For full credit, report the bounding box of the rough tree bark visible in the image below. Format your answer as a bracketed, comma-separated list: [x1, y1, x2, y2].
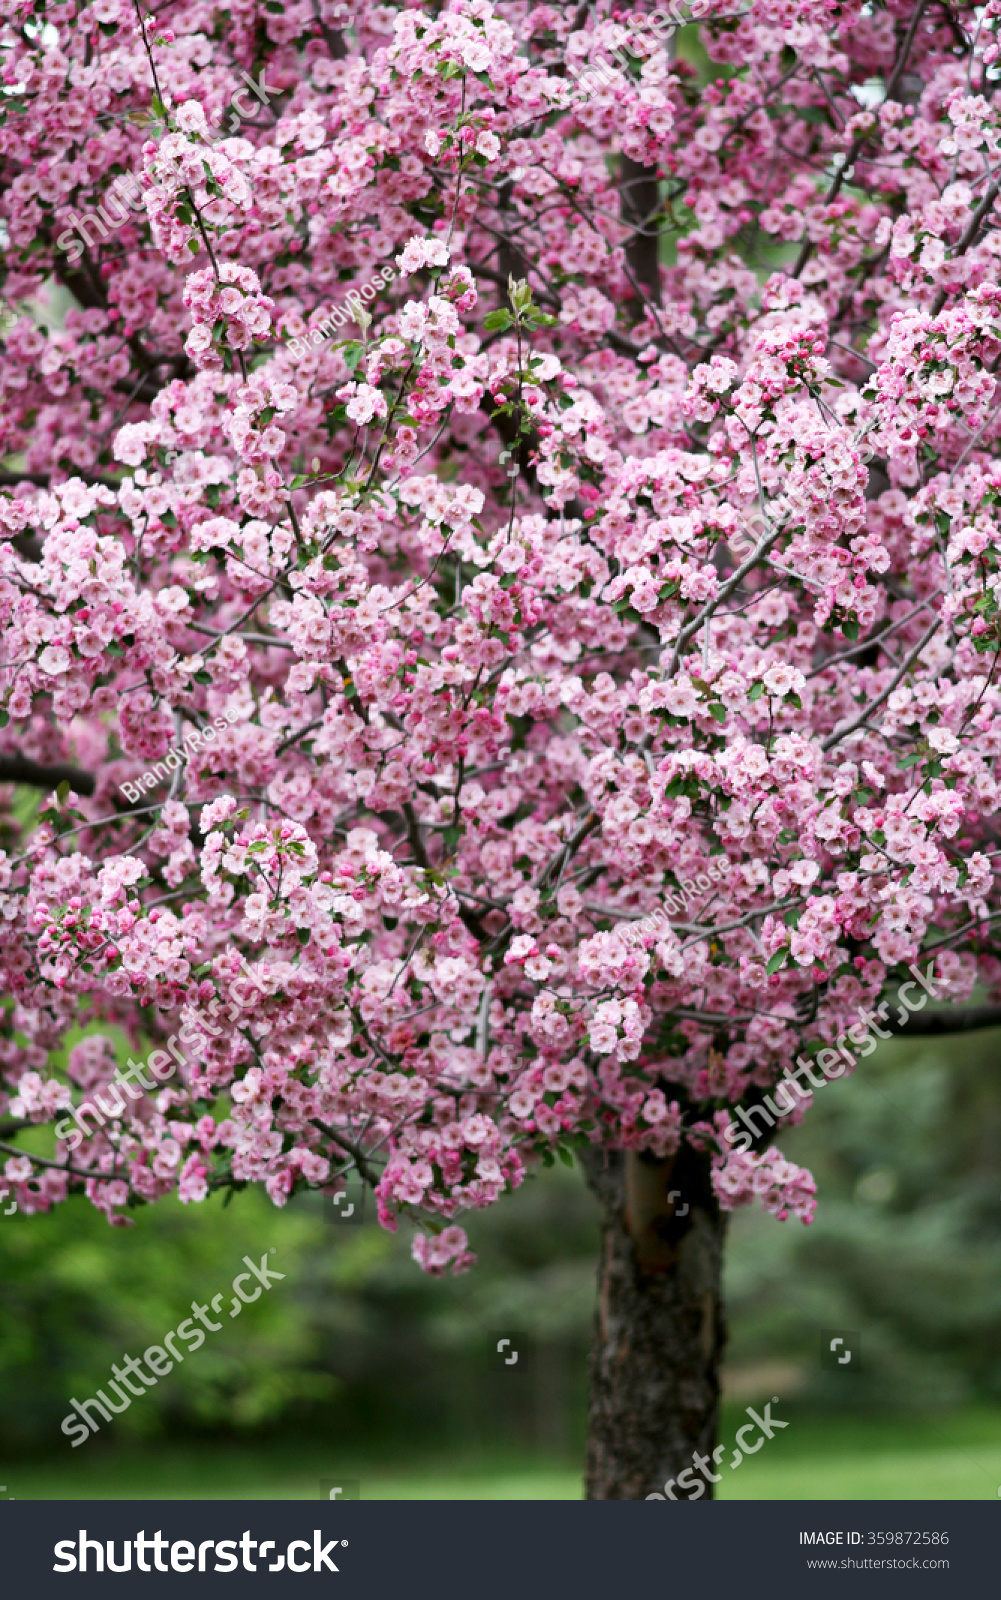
[619, 154, 662, 308]
[580, 1142, 727, 1500]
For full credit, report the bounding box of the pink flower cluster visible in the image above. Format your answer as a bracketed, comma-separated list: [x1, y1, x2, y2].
[182, 264, 275, 369]
[712, 1144, 818, 1224]
[410, 1225, 476, 1276]
[1, 0, 999, 1272]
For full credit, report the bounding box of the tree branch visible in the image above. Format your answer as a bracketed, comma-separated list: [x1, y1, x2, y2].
[0, 1137, 105, 1183]
[619, 154, 662, 307]
[930, 179, 1000, 315]
[821, 617, 942, 751]
[309, 1118, 380, 1186]
[898, 1004, 1001, 1035]
[794, 0, 931, 278]
[0, 756, 96, 796]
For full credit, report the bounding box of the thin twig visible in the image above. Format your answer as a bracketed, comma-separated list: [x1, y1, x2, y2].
[821, 618, 942, 750]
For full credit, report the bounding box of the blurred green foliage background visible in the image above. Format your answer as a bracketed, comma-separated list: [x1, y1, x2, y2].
[2, 1024, 1000, 1497]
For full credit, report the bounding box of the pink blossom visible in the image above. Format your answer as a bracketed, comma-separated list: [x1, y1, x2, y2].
[0, 1, 990, 1267]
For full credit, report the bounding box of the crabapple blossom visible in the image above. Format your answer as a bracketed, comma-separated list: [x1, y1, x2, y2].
[0, 0, 998, 1322]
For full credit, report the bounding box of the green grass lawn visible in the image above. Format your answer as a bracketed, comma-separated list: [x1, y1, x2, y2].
[3, 1410, 999, 1499]
[717, 1407, 1001, 1501]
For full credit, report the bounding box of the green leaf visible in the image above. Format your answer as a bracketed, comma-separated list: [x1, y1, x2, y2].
[193, 669, 213, 685]
[766, 950, 788, 974]
[498, 572, 519, 589]
[896, 752, 923, 769]
[296, 927, 311, 945]
[557, 1145, 574, 1167]
[342, 342, 365, 372]
[56, 780, 70, 804]
[0, 710, 8, 729]
[482, 309, 513, 332]
[509, 279, 533, 314]
[842, 618, 860, 641]
[708, 702, 727, 723]
[665, 777, 693, 799]
[748, 679, 765, 701]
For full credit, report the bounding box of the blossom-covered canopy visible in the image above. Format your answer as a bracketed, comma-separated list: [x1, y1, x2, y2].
[1, 0, 997, 1265]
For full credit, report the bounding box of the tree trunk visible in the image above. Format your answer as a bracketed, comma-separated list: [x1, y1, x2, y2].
[619, 154, 662, 307]
[580, 1143, 727, 1500]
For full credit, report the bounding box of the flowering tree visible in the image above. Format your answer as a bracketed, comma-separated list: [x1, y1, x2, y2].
[2, 0, 1001, 1499]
